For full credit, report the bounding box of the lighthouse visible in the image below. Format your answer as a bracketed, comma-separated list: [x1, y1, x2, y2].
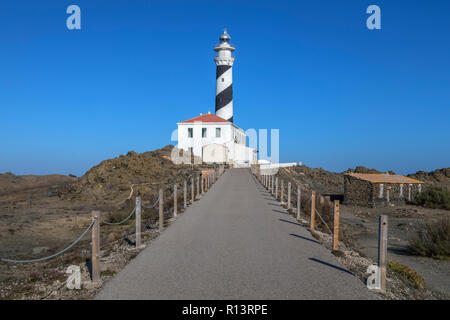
[214, 29, 235, 123]
[176, 29, 257, 166]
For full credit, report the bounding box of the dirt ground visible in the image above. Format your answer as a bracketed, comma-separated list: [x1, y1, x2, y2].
[339, 204, 450, 297]
[0, 146, 208, 299]
[0, 174, 172, 299]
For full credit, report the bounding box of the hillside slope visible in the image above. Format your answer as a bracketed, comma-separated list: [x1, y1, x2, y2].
[0, 173, 76, 196]
[63, 145, 200, 207]
[408, 168, 450, 190]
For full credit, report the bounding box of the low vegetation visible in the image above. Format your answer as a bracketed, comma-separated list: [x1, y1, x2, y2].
[408, 217, 450, 260]
[388, 261, 425, 289]
[413, 187, 450, 210]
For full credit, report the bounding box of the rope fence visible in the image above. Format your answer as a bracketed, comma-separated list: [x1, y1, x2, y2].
[0, 219, 96, 263]
[253, 168, 341, 252]
[103, 207, 136, 225]
[0, 165, 225, 283]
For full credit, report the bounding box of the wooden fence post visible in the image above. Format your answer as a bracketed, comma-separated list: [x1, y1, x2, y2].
[275, 177, 279, 199]
[136, 196, 141, 247]
[310, 191, 316, 233]
[173, 184, 177, 218]
[159, 188, 164, 231]
[288, 182, 291, 210]
[91, 210, 100, 282]
[281, 180, 284, 204]
[184, 180, 187, 209]
[272, 176, 274, 195]
[191, 177, 194, 204]
[197, 176, 200, 198]
[378, 215, 388, 291]
[201, 176, 204, 194]
[297, 186, 301, 220]
[332, 200, 340, 252]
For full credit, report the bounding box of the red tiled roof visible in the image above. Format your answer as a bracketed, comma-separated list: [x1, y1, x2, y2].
[180, 114, 230, 123]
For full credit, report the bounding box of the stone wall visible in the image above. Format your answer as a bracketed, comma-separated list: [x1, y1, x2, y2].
[344, 174, 423, 208]
[344, 175, 373, 207]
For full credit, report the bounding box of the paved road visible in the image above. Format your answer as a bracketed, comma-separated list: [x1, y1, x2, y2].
[96, 169, 376, 300]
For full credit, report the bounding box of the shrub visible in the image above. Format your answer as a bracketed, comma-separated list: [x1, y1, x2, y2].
[387, 261, 425, 289]
[408, 217, 450, 260]
[414, 187, 450, 210]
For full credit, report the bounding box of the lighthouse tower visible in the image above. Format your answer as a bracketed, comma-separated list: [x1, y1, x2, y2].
[214, 29, 235, 123]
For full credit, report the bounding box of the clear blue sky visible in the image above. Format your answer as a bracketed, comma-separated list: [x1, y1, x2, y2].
[1, 0, 449, 176]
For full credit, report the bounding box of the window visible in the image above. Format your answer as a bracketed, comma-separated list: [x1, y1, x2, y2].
[216, 128, 221, 138]
[188, 128, 193, 138]
[188, 147, 193, 153]
[379, 184, 384, 198]
[221, 78, 224, 82]
[202, 128, 207, 138]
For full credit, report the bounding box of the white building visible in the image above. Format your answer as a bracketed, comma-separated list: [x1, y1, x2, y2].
[177, 112, 257, 167]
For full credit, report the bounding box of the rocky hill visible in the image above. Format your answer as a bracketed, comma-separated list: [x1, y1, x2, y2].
[0, 172, 76, 196]
[408, 168, 450, 190]
[63, 145, 201, 207]
[280, 166, 344, 194]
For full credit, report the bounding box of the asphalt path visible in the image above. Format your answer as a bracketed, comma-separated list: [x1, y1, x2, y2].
[96, 169, 376, 300]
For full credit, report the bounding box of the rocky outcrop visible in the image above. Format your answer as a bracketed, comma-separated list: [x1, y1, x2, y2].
[408, 168, 450, 190]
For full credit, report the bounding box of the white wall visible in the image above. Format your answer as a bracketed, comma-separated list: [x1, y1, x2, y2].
[178, 122, 232, 158]
[177, 121, 246, 158]
[226, 142, 257, 166]
[203, 144, 228, 164]
[260, 162, 298, 169]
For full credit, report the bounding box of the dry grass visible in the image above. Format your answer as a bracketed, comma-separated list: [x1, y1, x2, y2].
[388, 261, 425, 289]
[408, 217, 450, 260]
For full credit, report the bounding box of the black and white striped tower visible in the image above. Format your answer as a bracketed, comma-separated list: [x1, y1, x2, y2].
[214, 29, 235, 122]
